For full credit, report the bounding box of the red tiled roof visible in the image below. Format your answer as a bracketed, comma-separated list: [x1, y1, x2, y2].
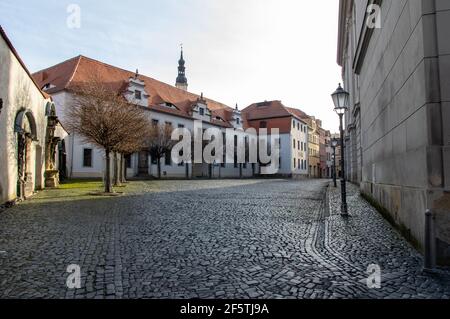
[212, 108, 233, 122]
[32, 55, 235, 123]
[242, 101, 308, 123]
[285, 107, 310, 121]
[0, 25, 51, 100]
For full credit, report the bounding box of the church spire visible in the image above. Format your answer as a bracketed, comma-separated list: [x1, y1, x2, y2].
[176, 44, 188, 91]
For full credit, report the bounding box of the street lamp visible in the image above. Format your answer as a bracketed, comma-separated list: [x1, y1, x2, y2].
[331, 138, 338, 188]
[331, 83, 349, 216]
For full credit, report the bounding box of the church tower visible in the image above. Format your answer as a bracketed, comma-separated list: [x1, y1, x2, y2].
[175, 46, 188, 91]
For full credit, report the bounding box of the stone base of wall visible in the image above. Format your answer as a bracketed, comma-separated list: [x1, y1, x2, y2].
[433, 192, 450, 265]
[360, 182, 425, 251]
[361, 182, 450, 266]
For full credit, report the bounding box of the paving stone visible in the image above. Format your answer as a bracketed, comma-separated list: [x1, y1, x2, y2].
[0, 179, 448, 299]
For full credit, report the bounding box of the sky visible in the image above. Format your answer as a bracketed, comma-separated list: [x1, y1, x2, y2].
[0, 0, 343, 132]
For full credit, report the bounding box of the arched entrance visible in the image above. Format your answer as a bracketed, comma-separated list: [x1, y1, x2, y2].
[14, 109, 38, 199]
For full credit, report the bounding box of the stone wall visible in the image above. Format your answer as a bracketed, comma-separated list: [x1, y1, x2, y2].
[339, 0, 450, 264]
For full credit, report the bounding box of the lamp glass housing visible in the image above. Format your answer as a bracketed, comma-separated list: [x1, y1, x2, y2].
[331, 139, 338, 148]
[331, 84, 350, 114]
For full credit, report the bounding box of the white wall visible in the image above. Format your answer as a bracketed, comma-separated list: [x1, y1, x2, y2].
[52, 91, 260, 179]
[0, 35, 50, 203]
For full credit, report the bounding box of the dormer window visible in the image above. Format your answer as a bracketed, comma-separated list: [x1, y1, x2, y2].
[236, 118, 240, 125]
[135, 90, 142, 100]
[199, 108, 205, 116]
[42, 83, 56, 91]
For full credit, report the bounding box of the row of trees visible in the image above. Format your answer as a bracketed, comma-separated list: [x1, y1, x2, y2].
[66, 77, 175, 193]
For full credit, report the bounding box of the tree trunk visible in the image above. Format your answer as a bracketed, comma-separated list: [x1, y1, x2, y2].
[105, 149, 112, 193]
[121, 154, 127, 183]
[113, 152, 121, 187]
[157, 157, 161, 179]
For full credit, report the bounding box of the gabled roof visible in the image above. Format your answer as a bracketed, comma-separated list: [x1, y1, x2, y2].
[0, 25, 51, 100]
[32, 55, 235, 123]
[285, 107, 310, 122]
[242, 100, 309, 123]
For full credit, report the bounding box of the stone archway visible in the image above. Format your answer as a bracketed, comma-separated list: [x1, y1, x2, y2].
[15, 109, 38, 199]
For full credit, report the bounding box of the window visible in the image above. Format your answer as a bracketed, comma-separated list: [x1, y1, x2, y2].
[152, 119, 159, 126]
[222, 133, 226, 167]
[178, 124, 185, 128]
[294, 158, 296, 168]
[293, 120, 296, 129]
[260, 121, 267, 128]
[178, 150, 184, 166]
[234, 135, 238, 168]
[199, 108, 205, 116]
[293, 139, 296, 149]
[298, 159, 301, 169]
[236, 118, 240, 125]
[135, 90, 142, 100]
[125, 154, 132, 169]
[297, 123, 300, 130]
[165, 151, 172, 166]
[83, 148, 92, 167]
[298, 141, 301, 150]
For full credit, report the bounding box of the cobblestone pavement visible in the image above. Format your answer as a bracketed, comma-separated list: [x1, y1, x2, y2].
[0, 179, 449, 299]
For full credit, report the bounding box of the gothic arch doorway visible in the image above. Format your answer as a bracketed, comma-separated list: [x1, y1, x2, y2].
[14, 109, 38, 199]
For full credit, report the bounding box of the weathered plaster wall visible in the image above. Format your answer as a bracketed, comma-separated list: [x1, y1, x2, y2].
[0, 35, 50, 203]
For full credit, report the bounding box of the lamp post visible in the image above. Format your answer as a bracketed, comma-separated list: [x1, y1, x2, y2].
[331, 138, 338, 188]
[331, 84, 349, 216]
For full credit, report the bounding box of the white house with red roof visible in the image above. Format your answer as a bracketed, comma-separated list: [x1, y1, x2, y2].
[32, 51, 256, 179]
[242, 101, 309, 178]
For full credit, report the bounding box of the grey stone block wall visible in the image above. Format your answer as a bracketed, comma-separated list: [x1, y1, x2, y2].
[339, 0, 450, 264]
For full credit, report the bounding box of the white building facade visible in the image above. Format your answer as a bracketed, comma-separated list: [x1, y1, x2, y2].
[0, 26, 66, 204]
[33, 54, 258, 180]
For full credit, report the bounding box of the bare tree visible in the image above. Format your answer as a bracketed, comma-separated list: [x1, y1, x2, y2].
[66, 76, 149, 193]
[146, 123, 176, 179]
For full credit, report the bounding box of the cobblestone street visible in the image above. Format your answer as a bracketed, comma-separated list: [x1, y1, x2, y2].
[0, 179, 449, 299]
